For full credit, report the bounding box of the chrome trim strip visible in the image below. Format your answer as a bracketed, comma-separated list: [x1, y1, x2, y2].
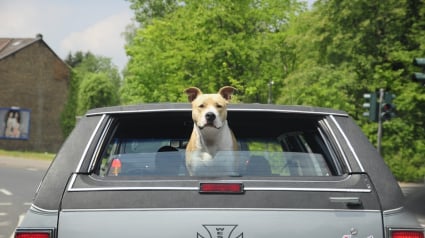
[230, 108, 348, 117]
[86, 107, 348, 117]
[68, 174, 356, 192]
[383, 206, 404, 215]
[86, 175, 353, 183]
[87, 118, 113, 172]
[245, 187, 371, 192]
[387, 227, 425, 235]
[86, 108, 190, 116]
[68, 186, 199, 192]
[60, 207, 380, 213]
[68, 186, 371, 193]
[322, 118, 352, 173]
[67, 173, 78, 191]
[74, 114, 106, 173]
[30, 204, 58, 214]
[329, 115, 364, 172]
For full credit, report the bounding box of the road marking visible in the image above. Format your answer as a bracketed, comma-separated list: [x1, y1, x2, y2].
[26, 168, 39, 171]
[0, 221, 10, 226]
[0, 189, 12, 196]
[16, 214, 25, 227]
[0, 203, 12, 206]
[0, 213, 6, 216]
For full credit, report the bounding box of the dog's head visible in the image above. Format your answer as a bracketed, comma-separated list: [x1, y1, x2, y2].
[185, 86, 235, 130]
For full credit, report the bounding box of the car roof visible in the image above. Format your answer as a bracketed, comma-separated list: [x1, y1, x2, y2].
[85, 103, 349, 117]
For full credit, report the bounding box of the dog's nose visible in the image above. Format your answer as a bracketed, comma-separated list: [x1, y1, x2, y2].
[205, 112, 216, 122]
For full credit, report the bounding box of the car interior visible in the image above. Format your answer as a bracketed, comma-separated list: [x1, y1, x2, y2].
[94, 111, 344, 177]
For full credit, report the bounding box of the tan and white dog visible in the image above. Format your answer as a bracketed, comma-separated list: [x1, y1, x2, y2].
[185, 86, 238, 176]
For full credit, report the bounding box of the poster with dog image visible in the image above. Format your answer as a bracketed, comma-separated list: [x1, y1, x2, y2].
[0, 107, 31, 140]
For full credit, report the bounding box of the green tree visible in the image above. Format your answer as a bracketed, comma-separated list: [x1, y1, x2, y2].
[60, 70, 79, 137]
[277, 65, 357, 112]
[128, 0, 181, 28]
[122, 0, 425, 181]
[122, 0, 303, 104]
[77, 73, 120, 115]
[61, 51, 121, 137]
[73, 51, 121, 89]
[65, 51, 85, 67]
[279, 0, 425, 181]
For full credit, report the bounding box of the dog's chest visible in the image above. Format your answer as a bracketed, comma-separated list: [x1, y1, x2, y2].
[189, 147, 238, 176]
[197, 127, 234, 153]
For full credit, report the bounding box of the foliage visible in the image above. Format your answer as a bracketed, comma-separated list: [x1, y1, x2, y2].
[277, 65, 357, 112]
[61, 51, 121, 137]
[77, 73, 120, 115]
[119, 0, 425, 181]
[122, 0, 303, 104]
[277, 0, 425, 181]
[68, 51, 122, 89]
[60, 70, 79, 137]
[127, 0, 181, 27]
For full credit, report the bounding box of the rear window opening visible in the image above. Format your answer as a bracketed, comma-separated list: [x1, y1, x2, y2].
[93, 111, 345, 178]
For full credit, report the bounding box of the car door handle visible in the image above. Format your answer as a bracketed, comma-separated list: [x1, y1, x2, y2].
[329, 197, 363, 208]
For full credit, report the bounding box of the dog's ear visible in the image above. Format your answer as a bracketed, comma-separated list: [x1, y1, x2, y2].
[185, 87, 202, 102]
[218, 86, 236, 101]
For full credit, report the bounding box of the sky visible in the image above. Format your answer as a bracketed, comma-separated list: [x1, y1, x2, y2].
[1, 0, 316, 73]
[0, 0, 133, 72]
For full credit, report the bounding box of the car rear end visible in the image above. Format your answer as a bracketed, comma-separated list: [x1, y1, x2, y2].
[15, 104, 424, 238]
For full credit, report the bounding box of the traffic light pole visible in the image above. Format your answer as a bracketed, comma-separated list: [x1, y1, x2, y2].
[363, 88, 395, 154]
[377, 88, 384, 155]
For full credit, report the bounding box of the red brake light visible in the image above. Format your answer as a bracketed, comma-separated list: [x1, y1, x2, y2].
[199, 183, 244, 194]
[15, 230, 52, 238]
[391, 230, 424, 238]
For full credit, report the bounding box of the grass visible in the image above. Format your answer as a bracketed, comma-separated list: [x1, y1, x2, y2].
[0, 149, 55, 161]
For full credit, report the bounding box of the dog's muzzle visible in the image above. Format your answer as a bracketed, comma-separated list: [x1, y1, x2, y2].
[197, 112, 220, 129]
[205, 112, 216, 123]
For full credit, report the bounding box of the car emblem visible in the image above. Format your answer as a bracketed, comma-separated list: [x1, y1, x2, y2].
[197, 224, 243, 238]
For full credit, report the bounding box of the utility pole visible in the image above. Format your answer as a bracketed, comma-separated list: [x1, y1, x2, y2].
[268, 80, 274, 104]
[377, 88, 384, 155]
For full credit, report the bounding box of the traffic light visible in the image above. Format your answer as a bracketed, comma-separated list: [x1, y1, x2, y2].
[381, 92, 396, 121]
[412, 58, 425, 85]
[363, 92, 378, 122]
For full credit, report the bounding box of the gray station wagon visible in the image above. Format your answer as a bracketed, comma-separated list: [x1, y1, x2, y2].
[15, 103, 424, 238]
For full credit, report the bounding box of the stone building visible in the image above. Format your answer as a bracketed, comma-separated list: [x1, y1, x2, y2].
[0, 34, 70, 152]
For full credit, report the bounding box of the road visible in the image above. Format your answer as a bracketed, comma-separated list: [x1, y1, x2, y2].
[0, 156, 50, 238]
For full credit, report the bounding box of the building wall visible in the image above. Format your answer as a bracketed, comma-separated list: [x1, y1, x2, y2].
[0, 40, 69, 152]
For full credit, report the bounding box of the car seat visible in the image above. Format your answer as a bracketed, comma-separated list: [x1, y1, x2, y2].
[245, 155, 272, 176]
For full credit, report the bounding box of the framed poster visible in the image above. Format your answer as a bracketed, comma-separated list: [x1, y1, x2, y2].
[0, 107, 31, 140]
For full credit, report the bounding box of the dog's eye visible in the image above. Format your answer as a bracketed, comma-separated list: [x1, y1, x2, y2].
[217, 104, 223, 108]
[198, 104, 205, 108]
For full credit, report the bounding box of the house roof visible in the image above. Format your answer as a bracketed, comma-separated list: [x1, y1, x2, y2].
[0, 34, 69, 69]
[0, 35, 41, 60]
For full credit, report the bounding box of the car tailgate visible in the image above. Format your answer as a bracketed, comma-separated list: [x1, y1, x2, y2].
[57, 173, 383, 238]
[58, 209, 382, 237]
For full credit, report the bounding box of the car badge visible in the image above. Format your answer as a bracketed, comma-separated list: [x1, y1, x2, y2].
[197, 224, 243, 238]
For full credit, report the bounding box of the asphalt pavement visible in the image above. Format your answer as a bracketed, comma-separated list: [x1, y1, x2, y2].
[0, 156, 51, 238]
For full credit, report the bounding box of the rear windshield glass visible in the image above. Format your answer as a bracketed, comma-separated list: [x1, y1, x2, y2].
[94, 111, 344, 177]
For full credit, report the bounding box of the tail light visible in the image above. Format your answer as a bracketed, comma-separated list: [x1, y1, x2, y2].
[389, 228, 424, 238]
[199, 182, 244, 194]
[15, 229, 54, 238]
